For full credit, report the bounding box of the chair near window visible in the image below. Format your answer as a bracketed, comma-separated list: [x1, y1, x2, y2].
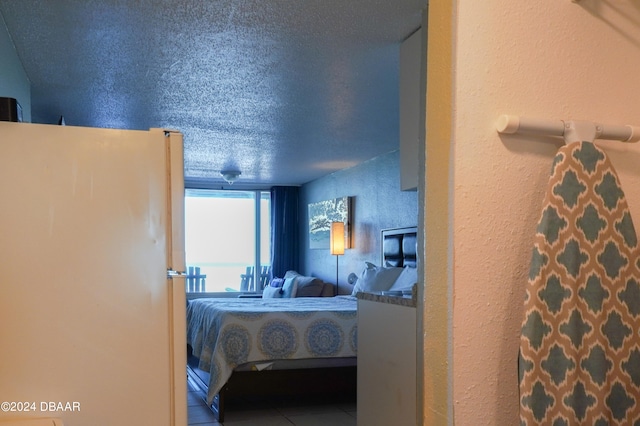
[240, 265, 271, 292]
[259, 265, 271, 289]
[185, 266, 207, 292]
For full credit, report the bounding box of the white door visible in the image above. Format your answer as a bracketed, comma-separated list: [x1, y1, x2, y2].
[0, 122, 186, 425]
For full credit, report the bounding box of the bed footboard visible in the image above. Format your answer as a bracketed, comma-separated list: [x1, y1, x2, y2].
[187, 352, 356, 422]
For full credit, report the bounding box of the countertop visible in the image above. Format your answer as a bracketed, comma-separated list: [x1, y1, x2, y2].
[355, 284, 417, 308]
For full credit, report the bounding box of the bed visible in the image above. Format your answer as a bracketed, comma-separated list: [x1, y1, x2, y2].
[186, 226, 418, 421]
[186, 295, 358, 421]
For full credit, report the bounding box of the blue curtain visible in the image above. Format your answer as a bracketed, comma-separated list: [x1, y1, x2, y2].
[270, 186, 299, 278]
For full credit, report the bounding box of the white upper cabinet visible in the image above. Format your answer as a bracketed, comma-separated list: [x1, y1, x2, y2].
[399, 28, 423, 191]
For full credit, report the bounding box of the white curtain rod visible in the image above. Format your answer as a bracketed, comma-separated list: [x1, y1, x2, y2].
[496, 115, 640, 144]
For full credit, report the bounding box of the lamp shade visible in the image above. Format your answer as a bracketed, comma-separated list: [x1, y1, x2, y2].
[330, 221, 345, 255]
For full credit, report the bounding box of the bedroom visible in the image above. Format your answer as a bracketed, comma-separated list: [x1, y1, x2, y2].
[0, 1, 423, 425]
[183, 153, 418, 423]
[5, 1, 636, 425]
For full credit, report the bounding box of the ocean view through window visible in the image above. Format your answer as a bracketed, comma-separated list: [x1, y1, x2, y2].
[185, 189, 271, 293]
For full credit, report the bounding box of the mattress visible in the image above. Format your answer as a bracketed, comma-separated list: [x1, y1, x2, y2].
[186, 296, 358, 404]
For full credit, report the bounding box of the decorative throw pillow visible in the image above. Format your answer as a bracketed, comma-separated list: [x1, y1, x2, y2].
[269, 277, 285, 288]
[263, 285, 283, 298]
[388, 266, 418, 291]
[282, 277, 298, 298]
[351, 262, 403, 295]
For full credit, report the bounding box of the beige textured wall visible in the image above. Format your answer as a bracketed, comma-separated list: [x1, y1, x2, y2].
[424, 0, 640, 424]
[422, 1, 453, 424]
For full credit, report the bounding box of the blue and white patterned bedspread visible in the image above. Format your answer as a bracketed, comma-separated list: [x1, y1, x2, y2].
[186, 296, 358, 403]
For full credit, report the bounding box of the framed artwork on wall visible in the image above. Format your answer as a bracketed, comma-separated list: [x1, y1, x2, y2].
[308, 196, 352, 249]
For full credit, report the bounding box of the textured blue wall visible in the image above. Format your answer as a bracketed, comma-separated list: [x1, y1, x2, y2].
[299, 150, 418, 293]
[0, 15, 30, 122]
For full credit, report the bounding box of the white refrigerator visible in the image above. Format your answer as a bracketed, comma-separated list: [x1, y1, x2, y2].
[0, 122, 187, 426]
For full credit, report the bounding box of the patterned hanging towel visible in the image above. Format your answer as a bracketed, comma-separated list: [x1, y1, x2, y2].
[519, 141, 640, 425]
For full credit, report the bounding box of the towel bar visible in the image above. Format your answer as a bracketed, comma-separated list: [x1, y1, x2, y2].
[496, 114, 640, 144]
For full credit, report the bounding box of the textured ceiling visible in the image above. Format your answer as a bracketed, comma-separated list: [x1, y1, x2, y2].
[0, 0, 425, 187]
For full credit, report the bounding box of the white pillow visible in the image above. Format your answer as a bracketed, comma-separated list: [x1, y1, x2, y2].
[351, 262, 403, 295]
[388, 266, 418, 291]
[263, 285, 283, 298]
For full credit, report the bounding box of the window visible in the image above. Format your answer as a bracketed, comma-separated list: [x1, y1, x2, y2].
[184, 189, 271, 293]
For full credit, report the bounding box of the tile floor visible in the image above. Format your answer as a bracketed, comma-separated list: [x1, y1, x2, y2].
[187, 378, 357, 426]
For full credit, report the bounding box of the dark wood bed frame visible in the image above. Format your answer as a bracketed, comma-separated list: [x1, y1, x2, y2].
[187, 346, 356, 422]
[381, 226, 418, 267]
[187, 225, 417, 422]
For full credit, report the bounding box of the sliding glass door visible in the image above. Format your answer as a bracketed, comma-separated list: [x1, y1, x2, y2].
[184, 189, 271, 293]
